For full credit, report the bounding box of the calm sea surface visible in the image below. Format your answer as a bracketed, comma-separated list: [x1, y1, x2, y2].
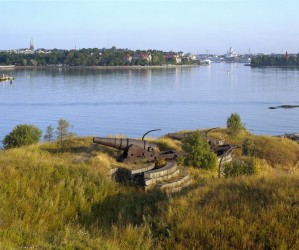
[1, 64, 299, 142]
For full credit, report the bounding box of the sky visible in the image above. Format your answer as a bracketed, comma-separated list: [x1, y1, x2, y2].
[1, 0, 299, 54]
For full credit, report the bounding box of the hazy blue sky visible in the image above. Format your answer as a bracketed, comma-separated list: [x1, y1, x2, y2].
[1, 0, 299, 54]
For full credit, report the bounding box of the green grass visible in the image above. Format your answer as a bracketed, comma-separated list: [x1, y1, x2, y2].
[0, 133, 298, 248]
[208, 129, 299, 169]
[153, 175, 299, 249]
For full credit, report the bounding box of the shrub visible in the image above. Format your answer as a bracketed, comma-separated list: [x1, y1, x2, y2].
[182, 131, 218, 170]
[226, 113, 245, 136]
[243, 138, 255, 156]
[2, 124, 42, 149]
[223, 157, 261, 177]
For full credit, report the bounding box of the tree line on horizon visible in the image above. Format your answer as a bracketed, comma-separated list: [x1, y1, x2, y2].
[251, 54, 299, 67]
[0, 47, 198, 67]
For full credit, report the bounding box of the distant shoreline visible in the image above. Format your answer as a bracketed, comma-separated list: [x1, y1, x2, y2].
[12, 65, 200, 70]
[251, 65, 299, 68]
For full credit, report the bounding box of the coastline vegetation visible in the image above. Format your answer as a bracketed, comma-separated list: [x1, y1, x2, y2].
[0, 47, 199, 67]
[0, 125, 299, 248]
[2, 124, 42, 149]
[251, 54, 299, 67]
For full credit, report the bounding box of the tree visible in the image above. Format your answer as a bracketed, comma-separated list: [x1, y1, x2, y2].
[226, 113, 245, 136]
[44, 125, 54, 142]
[29, 59, 38, 66]
[21, 59, 27, 66]
[182, 131, 218, 170]
[2, 124, 42, 149]
[56, 119, 74, 145]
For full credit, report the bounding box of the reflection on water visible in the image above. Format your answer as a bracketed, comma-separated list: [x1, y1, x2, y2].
[0, 64, 299, 142]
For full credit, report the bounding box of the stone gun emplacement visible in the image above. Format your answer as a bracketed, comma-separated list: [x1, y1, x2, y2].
[93, 129, 178, 164]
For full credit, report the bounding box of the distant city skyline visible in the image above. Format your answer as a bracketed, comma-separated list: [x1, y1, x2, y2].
[1, 0, 299, 54]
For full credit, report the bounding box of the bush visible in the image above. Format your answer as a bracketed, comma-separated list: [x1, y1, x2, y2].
[226, 113, 245, 136]
[2, 124, 42, 149]
[182, 131, 218, 170]
[243, 138, 255, 156]
[223, 157, 261, 177]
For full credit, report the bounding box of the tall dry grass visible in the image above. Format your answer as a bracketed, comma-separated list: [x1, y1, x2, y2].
[0, 133, 299, 248]
[153, 174, 299, 250]
[0, 138, 161, 249]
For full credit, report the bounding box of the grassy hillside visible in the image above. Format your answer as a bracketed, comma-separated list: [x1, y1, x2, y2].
[0, 133, 298, 249]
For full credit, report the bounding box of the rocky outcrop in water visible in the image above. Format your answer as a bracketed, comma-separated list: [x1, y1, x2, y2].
[269, 105, 299, 109]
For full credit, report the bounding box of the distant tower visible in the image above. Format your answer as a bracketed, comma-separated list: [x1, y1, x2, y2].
[29, 39, 34, 51]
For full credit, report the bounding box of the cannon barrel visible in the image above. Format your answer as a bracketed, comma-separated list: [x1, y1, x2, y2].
[167, 133, 189, 140]
[93, 137, 157, 151]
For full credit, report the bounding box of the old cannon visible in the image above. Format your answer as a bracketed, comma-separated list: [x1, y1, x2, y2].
[167, 131, 225, 148]
[93, 129, 178, 163]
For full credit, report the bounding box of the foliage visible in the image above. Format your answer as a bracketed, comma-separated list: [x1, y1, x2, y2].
[2, 124, 42, 149]
[182, 131, 218, 170]
[251, 54, 299, 67]
[56, 119, 75, 147]
[44, 125, 54, 142]
[226, 112, 246, 136]
[0, 47, 198, 67]
[175, 155, 185, 166]
[243, 138, 255, 156]
[223, 157, 261, 177]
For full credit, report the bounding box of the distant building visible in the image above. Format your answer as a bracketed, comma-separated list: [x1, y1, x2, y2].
[133, 53, 152, 62]
[29, 39, 34, 51]
[35, 48, 52, 54]
[123, 54, 133, 63]
[225, 47, 238, 59]
[164, 54, 182, 64]
[183, 53, 197, 61]
[15, 40, 36, 54]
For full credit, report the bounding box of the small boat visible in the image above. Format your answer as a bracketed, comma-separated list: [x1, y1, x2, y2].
[0, 74, 14, 82]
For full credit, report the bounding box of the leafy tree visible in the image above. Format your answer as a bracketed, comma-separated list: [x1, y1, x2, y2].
[56, 119, 75, 146]
[2, 124, 42, 149]
[29, 59, 38, 66]
[44, 125, 54, 142]
[226, 113, 245, 136]
[251, 54, 299, 67]
[21, 59, 27, 66]
[182, 131, 218, 170]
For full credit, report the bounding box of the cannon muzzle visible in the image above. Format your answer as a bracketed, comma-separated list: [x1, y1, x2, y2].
[93, 137, 157, 151]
